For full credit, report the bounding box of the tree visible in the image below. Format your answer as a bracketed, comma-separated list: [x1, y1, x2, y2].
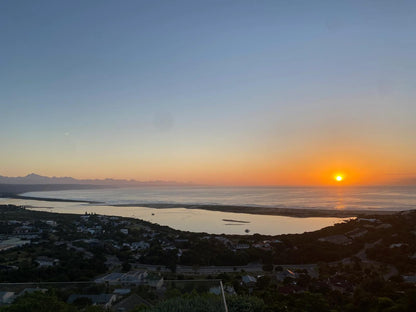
[0, 291, 75, 312]
[122, 260, 131, 272]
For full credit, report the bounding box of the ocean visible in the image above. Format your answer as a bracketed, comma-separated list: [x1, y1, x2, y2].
[22, 185, 416, 211]
[1, 185, 415, 235]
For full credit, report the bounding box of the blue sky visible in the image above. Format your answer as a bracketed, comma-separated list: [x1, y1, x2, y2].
[1, 0, 415, 185]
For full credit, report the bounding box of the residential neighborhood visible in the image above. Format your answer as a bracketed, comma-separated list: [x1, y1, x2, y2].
[1, 204, 416, 311]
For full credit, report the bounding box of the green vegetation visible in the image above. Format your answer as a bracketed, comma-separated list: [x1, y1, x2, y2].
[0, 291, 77, 312]
[0, 205, 415, 311]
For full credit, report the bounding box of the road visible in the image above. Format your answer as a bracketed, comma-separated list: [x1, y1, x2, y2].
[133, 262, 319, 277]
[133, 240, 397, 280]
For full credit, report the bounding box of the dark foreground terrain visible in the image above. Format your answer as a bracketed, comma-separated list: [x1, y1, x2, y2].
[0, 204, 415, 311]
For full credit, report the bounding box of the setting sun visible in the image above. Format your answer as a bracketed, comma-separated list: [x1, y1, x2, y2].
[335, 175, 343, 182]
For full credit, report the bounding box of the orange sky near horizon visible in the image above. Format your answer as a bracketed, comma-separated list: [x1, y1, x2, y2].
[1, 1, 416, 187]
[2, 119, 414, 186]
[2, 146, 410, 186]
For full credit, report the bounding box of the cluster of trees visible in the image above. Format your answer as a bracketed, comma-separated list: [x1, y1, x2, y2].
[0, 243, 106, 282]
[141, 294, 264, 312]
[176, 239, 252, 266]
[2, 205, 416, 311]
[3, 287, 416, 312]
[365, 213, 416, 273]
[0, 291, 104, 312]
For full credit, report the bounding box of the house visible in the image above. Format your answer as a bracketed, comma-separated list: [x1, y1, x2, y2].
[215, 236, 231, 246]
[174, 238, 189, 243]
[328, 276, 353, 293]
[318, 235, 352, 245]
[209, 285, 236, 296]
[44, 220, 57, 227]
[147, 273, 164, 289]
[390, 243, 405, 248]
[67, 294, 116, 308]
[376, 223, 392, 229]
[235, 243, 250, 250]
[86, 228, 96, 235]
[105, 255, 122, 269]
[17, 288, 47, 297]
[131, 241, 149, 250]
[83, 239, 103, 247]
[0, 291, 15, 304]
[253, 242, 272, 251]
[13, 225, 35, 234]
[113, 288, 131, 296]
[113, 289, 131, 295]
[209, 286, 222, 295]
[111, 294, 151, 311]
[403, 275, 416, 283]
[119, 271, 148, 285]
[357, 218, 378, 223]
[0, 265, 18, 271]
[346, 228, 368, 239]
[276, 269, 298, 282]
[35, 256, 60, 267]
[177, 249, 183, 258]
[80, 215, 90, 221]
[95, 272, 124, 285]
[0, 238, 30, 251]
[242, 275, 257, 287]
[95, 271, 149, 286]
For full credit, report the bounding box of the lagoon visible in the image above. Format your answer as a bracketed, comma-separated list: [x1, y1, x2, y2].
[0, 197, 349, 235]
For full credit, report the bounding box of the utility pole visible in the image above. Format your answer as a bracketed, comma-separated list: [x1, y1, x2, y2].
[219, 280, 229, 312]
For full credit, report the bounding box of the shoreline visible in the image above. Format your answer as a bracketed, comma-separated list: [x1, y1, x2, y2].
[0, 194, 405, 218]
[3, 194, 100, 204]
[112, 203, 398, 218]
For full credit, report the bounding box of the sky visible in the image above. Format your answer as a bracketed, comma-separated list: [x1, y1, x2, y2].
[1, 0, 415, 186]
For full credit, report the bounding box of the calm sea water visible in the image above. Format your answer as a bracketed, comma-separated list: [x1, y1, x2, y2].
[22, 185, 416, 211]
[1, 186, 415, 235]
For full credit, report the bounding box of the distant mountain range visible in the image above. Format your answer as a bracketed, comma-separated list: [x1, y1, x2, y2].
[0, 173, 191, 186]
